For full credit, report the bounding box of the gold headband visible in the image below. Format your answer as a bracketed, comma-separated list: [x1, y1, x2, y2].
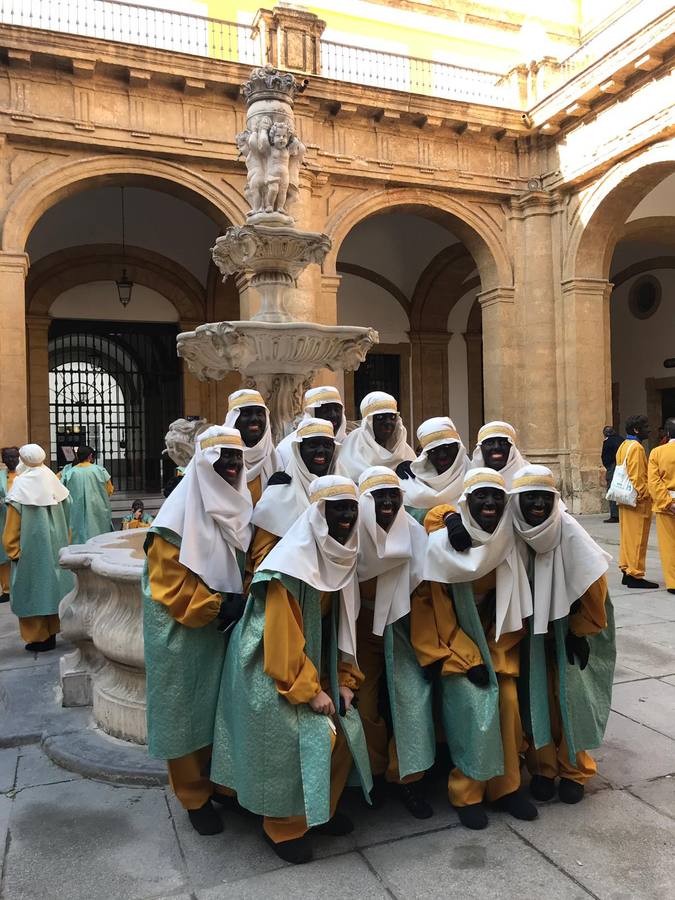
[308, 389, 341, 406]
[228, 391, 265, 412]
[364, 399, 397, 416]
[360, 473, 399, 493]
[463, 471, 505, 492]
[310, 483, 358, 503]
[478, 424, 515, 442]
[297, 421, 334, 440]
[420, 428, 460, 448]
[512, 474, 557, 490]
[200, 434, 243, 449]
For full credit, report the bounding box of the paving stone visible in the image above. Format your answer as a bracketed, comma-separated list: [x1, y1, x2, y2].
[15, 744, 81, 790]
[613, 662, 649, 684]
[198, 853, 390, 900]
[611, 679, 675, 739]
[661, 675, 675, 687]
[0, 635, 66, 672]
[614, 627, 675, 677]
[363, 820, 590, 899]
[613, 606, 668, 627]
[628, 775, 675, 820]
[0, 793, 12, 865]
[2, 779, 186, 900]
[509, 788, 675, 899]
[612, 594, 675, 622]
[595, 712, 675, 787]
[0, 747, 18, 793]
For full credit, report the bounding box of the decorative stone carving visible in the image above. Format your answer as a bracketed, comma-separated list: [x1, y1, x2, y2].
[163, 416, 208, 468]
[59, 530, 147, 745]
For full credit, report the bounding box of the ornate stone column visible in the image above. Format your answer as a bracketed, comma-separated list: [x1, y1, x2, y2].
[463, 330, 483, 446]
[410, 331, 451, 433]
[0, 252, 29, 445]
[26, 314, 52, 454]
[477, 286, 516, 425]
[179, 318, 204, 416]
[559, 277, 613, 513]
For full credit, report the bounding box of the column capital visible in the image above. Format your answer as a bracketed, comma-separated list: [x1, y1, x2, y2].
[320, 273, 342, 291]
[561, 277, 613, 297]
[26, 314, 52, 331]
[0, 251, 29, 275]
[477, 285, 515, 309]
[509, 191, 560, 218]
[409, 330, 453, 345]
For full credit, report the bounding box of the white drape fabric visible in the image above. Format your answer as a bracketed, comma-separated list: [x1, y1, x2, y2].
[337, 391, 415, 483]
[223, 389, 278, 490]
[404, 416, 469, 510]
[6, 444, 70, 507]
[469, 421, 528, 489]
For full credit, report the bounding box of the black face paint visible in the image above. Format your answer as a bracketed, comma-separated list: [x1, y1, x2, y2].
[427, 442, 460, 475]
[519, 490, 555, 527]
[213, 447, 244, 485]
[467, 487, 506, 533]
[481, 437, 511, 472]
[235, 406, 267, 448]
[299, 436, 335, 476]
[372, 487, 402, 532]
[372, 413, 397, 448]
[325, 499, 358, 544]
[1, 447, 20, 471]
[314, 402, 343, 435]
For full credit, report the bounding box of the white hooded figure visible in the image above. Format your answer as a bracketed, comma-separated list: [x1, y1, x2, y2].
[469, 421, 528, 489]
[223, 388, 278, 505]
[337, 392, 415, 483]
[276, 385, 347, 468]
[402, 416, 469, 520]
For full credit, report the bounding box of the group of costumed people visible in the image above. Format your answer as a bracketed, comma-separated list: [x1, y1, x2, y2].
[141, 386, 617, 866]
[0, 444, 113, 651]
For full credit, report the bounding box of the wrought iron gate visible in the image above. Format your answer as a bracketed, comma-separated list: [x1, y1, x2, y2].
[49, 320, 182, 492]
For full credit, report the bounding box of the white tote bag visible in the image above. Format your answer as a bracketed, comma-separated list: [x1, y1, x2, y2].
[606, 445, 638, 508]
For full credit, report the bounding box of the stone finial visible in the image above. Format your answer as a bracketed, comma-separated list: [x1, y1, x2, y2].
[241, 64, 298, 106]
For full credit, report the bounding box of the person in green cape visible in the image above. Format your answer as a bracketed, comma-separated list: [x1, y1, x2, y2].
[412, 467, 537, 830]
[2, 443, 73, 652]
[143, 425, 253, 836]
[355, 466, 434, 819]
[121, 499, 154, 530]
[61, 446, 114, 543]
[510, 464, 615, 805]
[0, 446, 20, 603]
[211, 474, 373, 865]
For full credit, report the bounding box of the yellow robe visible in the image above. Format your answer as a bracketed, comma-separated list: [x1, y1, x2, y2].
[616, 439, 652, 579]
[0, 470, 17, 593]
[648, 441, 675, 589]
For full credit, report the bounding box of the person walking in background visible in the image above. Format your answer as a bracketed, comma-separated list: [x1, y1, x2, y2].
[601, 426, 623, 523]
[0, 446, 20, 604]
[61, 446, 114, 544]
[122, 499, 154, 530]
[648, 417, 675, 595]
[616, 415, 658, 589]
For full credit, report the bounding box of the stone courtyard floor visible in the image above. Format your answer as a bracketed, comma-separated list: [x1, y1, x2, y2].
[1, 515, 674, 899]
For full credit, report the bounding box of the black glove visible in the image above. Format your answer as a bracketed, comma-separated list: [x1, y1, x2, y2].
[444, 513, 472, 552]
[466, 664, 490, 687]
[268, 471, 292, 486]
[565, 632, 590, 670]
[395, 460, 415, 480]
[217, 592, 247, 633]
[422, 661, 442, 683]
[338, 693, 359, 717]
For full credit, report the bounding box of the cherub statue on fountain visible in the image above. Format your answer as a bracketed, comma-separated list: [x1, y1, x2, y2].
[236, 116, 306, 222]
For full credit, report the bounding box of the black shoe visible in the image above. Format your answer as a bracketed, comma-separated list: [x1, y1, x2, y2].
[24, 635, 56, 653]
[624, 575, 659, 589]
[455, 803, 488, 830]
[603, 518, 619, 524]
[187, 800, 223, 835]
[558, 778, 585, 804]
[367, 775, 388, 809]
[496, 790, 538, 821]
[263, 830, 313, 864]
[211, 792, 238, 812]
[0, 593, 9, 604]
[621, 572, 628, 585]
[313, 811, 354, 836]
[396, 782, 434, 819]
[667, 589, 675, 595]
[529, 774, 556, 801]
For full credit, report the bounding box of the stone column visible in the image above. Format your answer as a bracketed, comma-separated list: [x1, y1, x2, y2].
[26, 315, 51, 454]
[410, 331, 451, 433]
[179, 319, 204, 417]
[0, 252, 29, 446]
[510, 193, 560, 472]
[477, 286, 516, 424]
[560, 277, 613, 513]
[463, 330, 483, 446]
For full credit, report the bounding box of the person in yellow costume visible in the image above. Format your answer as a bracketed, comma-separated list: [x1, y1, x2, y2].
[616, 415, 658, 589]
[510, 465, 615, 805]
[223, 389, 278, 506]
[411, 468, 537, 830]
[648, 416, 675, 594]
[142, 426, 253, 836]
[0, 446, 20, 603]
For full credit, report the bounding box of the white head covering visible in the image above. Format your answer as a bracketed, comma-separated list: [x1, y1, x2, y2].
[6, 444, 70, 507]
[357, 467, 427, 636]
[261, 475, 360, 659]
[252, 418, 337, 537]
[276, 385, 347, 467]
[337, 391, 415, 483]
[511, 465, 611, 634]
[151, 426, 252, 593]
[423, 467, 532, 640]
[470, 421, 527, 489]
[403, 416, 469, 510]
[224, 389, 278, 490]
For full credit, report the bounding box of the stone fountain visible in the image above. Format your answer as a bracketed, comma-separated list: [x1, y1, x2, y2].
[176, 65, 378, 440]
